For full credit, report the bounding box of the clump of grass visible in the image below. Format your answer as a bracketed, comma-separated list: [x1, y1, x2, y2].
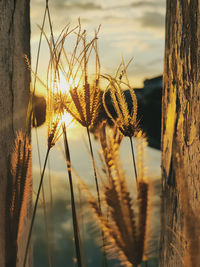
[67, 43, 101, 129]
[23, 3, 65, 266]
[48, 23, 108, 264]
[45, 23, 85, 266]
[27, 8, 154, 267]
[59, 26, 102, 209]
[23, 25, 69, 267]
[61, 25, 108, 266]
[6, 131, 31, 267]
[81, 124, 149, 267]
[102, 59, 139, 184]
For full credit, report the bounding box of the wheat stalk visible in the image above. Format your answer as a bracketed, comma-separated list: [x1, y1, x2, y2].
[49, 24, 108, 263]
[43, 23, 85, 266]
[102, 60, 139, 183]
[23, 18, 71, 267]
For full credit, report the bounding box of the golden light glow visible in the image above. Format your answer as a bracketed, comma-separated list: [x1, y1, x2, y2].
[60, 112, 74, 128]
[52, 69, 81, 128]
[56, 73, 79, 95]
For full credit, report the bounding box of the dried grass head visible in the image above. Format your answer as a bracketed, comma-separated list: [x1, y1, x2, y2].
[62, 26, 102, 128]
[102, 59, 139, 137]
[7, 131, 32, 242]
[44, 21, 102, 131]
[98, 121, 123, 181]
[83, 124, 149, 267]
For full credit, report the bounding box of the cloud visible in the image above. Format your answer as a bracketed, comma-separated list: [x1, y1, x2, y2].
[30, 0, 165, 88]
[65, 2, 102, 10]
[138, 11, 165, 29]
[130, 0, 165, 8]
[111, 38, 149, 54]
[50, 1, 102, 10]
[31, 0, 103, 40]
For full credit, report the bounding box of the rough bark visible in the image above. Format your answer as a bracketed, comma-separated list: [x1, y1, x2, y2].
[160, 0, 200, 266]
[0, 1, 31, 266]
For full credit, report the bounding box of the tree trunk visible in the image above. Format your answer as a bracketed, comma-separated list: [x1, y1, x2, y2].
[0, 1, 31, 266]
[160, 1, 200, 266]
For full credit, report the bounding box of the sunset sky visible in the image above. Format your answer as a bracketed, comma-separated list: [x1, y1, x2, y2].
[30, 0, 166, 93]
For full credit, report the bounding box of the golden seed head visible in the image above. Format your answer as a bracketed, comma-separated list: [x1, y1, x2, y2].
[102, 60, 139, 138]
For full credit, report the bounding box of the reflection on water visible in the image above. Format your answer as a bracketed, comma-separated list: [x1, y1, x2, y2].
[33, 171, 121, 267]
[32, 123, 161, 266]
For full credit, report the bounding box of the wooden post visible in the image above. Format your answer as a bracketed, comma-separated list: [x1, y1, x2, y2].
[0, 1, 31, 266]
[160, 1, 200, 266]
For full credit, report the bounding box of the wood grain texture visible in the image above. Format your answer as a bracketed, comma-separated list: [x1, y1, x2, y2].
[160, 0, 200, 266]
[0, 1, 31, 266]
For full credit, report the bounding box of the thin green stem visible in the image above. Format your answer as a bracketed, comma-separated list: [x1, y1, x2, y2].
[63, 124, 82, 267]
[129, 137, 138, 183]
[23, 148, 50, 267]
[86, 127, 108, 267]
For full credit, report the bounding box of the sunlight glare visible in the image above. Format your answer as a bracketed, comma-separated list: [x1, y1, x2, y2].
[53, 69, 80, 128]
[57, 73, 79, 95]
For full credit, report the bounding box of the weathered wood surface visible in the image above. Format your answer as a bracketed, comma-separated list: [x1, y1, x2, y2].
[160, 0, 200, 266]
[0, 1, 31, 266]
